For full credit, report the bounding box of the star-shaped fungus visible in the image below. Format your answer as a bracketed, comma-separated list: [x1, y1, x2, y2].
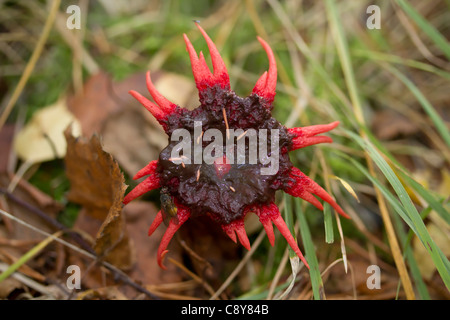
[123, 23, 349, 269]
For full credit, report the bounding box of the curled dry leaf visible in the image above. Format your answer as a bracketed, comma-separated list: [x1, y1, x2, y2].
[64, 127, 133, 270]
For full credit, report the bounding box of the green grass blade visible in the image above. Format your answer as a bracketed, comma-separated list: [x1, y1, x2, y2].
[391, 206, 431, 300]
[397, 170, 450, 225]
[403, 247, 431, 300]
[361, 127, 450, 225]
[323, 203, 334, 244]
[283, 193, 296, 259]
[325, 0, 364, 123]
[334, 150, 434, 298]
[0, 231, 62, 283]
[343, 129, 450, 290]
[294, 197, 324, 300]
[396, 0, 450, 60]
[336, 150, 416, 233]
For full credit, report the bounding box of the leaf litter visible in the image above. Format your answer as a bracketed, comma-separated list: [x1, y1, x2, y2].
[0, 70, 194, 299]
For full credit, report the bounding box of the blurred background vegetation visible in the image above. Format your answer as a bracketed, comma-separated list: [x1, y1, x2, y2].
[0, 0, 449, 300]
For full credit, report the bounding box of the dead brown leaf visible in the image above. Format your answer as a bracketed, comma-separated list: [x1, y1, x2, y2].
[64, 128, 133, 270]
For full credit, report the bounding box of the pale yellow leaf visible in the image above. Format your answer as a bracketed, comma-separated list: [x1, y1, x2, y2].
[14, 97, 81, 163]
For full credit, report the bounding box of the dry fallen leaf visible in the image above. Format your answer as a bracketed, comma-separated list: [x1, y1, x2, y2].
[94, 184, 135, 270]
[64, 128, 133, 270]
[13, 97, 81, 164]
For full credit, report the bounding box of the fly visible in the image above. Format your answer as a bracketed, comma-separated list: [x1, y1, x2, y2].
[160, 187, 178, 226]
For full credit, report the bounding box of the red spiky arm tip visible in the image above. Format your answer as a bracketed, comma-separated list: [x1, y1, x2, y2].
[148, 210, 163, 237]
[146, 205, 191, 269]
[221, 219, 251, 251]
[285, 167, 350, 219]
[252, 36, 277, 105]
[219, 203, 310, 269]
[256, 202, 309, 268]
[123, 160, 161, 205]
[288, 121, 340, 151]
[129, 71, 178, 132]
[183, 23, 230, 92]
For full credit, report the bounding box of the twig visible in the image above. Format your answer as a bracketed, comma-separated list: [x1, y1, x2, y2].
[0, 262, 62, 298]
[0, 207, 158, 300]
[222, 107, 230, 139]
[0, 187, 94, 255]
[196, 166, 201, 181]
[236, 130, 247, 141]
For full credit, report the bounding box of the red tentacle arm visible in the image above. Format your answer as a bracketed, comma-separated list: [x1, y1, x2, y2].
[123, 162, 160, 204]
[284, 167, 350, 219]
[145, 71, 177, 114]
[133, 160, 159, 180]
[129, 72, 178, 131]
[257, 203, 309, 268]
[252, 36, 277, 104]
[129, 90, 165, 121]
[255, 206, 275, 246]
[221, 219, 251, 251]
[148, 210, 163, 236]
[287, 121, 339, 151]
[157, 206, 191, 269]
[183, 23, 230, 92]
[195, 23, 230, 89]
